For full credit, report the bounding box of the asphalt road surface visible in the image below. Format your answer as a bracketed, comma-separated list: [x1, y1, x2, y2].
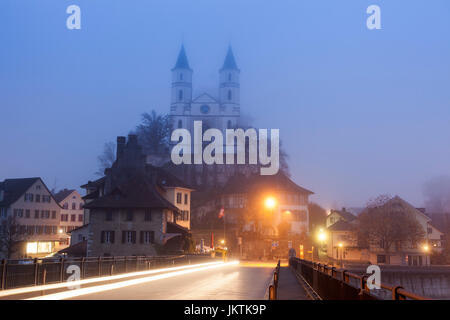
[69, 262, 274, 300]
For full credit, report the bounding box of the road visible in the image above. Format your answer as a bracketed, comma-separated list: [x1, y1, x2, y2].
[67, 262, 274, 300]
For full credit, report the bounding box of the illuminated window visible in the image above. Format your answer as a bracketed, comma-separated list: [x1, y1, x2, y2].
[26, 242, 38, 254]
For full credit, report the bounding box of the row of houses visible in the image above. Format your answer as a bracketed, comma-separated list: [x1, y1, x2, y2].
[325, 197, 445, 266]
[0, 179, 84, 258]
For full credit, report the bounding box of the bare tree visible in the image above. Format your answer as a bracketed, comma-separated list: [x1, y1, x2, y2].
[358, 195, 425, 254]
[0, 217, 23, 259]
[96, 142, 116, 176]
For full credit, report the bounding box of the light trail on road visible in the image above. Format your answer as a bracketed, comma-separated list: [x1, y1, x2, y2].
[0, 260, 226, 299]
[28, 260, 240, 300]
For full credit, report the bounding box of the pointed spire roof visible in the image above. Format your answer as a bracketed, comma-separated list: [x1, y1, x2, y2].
[173, 45, 191, 70]
[221, 46, 239, 71]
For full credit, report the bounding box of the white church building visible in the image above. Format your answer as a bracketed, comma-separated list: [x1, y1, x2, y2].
[169, 45, 241, 138]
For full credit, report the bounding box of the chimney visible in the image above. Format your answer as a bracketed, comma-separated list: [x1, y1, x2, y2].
[116, 136, 126, 160]
[342, 207, 346, 212]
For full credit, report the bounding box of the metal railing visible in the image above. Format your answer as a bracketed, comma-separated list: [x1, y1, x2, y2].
[289, 257, 430, 300]
[268, 260, 281, 300]
[0, 254, 212, 290]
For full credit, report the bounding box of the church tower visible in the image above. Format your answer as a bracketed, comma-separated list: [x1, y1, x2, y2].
[171, 45, 192, 129]
[219, 46, 240, 129]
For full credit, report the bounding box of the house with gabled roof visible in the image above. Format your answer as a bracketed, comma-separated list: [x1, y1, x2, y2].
[0, 177, 65, 258]
[79, 134, 194, 257]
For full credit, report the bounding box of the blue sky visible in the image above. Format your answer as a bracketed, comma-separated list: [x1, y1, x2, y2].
[1, 0, 450, 209]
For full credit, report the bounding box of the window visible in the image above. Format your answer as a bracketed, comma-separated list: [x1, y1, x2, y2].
[14, 209, 24, 218]
[60, 214, 68, 222]
[71, 214, 76, 222]
[44, 225, 51, 234]
[178, 90, 183, 101]
[228, 90, 232, 100]
[42, 195, 51, 203]
[184, 194, 188, 205]
[27, 225, 34, 235]
[140, 231, 155, 244]
[51, 211, 56, 219]
[178, 120, 182, 128]
[176, 193, 182, 204]
[427, 227, 432, 234]
[34, 210, 40, 219]
[41, 210, 50, 219]
[101, 231, 115, 244]
[72, 203, 76, 210]
[78, 214, 83, 222]
[1, 208, 6, 218]
[35, 195, 40, 203]
[144, 209, 152, 221]
[180, 210, 189, 221]
[78, 234, 83, 242]
[63, 203, 68, 209]
[105, 211, 113, 221]
[36, 185, 41, 190]
[24, 193, 34, 202]
[79, 203, 83, 210]
[125, 210, 133, 221]
[25, 210, 30, 218]
[122, 231, 136, 244]
[377, 255, 387, 264]
[52, 226, 57, 234]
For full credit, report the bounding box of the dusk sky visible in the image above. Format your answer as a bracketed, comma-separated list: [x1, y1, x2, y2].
[1, 0, 450, 209]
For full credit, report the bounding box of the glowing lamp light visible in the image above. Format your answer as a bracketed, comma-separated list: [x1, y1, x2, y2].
[58, 229, 63, 234]
[264, 197, 276, 210]
[317, 229, 327, 242]
[338, 243, 343, 248]
[423, 245, 430, 252]
[220, 240, 225, 245]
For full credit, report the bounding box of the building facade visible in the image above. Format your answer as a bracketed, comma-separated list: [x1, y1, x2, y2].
[81, 134, 193, 257]
[54, 189, 84, 244]
[0, 178, 65, 258]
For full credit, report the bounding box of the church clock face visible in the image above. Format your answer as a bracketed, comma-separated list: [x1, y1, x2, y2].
[200, 104, 210, 114]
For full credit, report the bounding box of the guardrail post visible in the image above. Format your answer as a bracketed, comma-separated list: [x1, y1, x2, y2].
[41, 269, 47, 295]
[269, 285, 276, 300]
[392, 286, 406, 300]
[1, 259, 7, 290]
[80, 257, 85, 279]
[59, 257, 65, 282]
[33, 258, 38, 286]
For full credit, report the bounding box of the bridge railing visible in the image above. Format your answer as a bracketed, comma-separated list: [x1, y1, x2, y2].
[289, 257, 430, 300]
[268, 260, 281, 300]
[0, 254, 212, 290]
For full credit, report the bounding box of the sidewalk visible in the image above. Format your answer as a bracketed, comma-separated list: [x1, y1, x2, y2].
[276, 266, 309, 300]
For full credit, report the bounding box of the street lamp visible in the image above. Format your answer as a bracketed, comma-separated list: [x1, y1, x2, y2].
[317, 228, 327, 261]
[338, 242, 344, 268]
[264, 197, 277, 210]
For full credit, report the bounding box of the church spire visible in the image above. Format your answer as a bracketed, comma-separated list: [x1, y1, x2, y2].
[173, 45, 191, 70]
[221, 45, 239, 71]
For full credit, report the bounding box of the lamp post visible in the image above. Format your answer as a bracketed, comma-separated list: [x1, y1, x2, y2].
[338, 242, 344, 268]
[264, 196, 277, 260]
[317, 228, 327, 261]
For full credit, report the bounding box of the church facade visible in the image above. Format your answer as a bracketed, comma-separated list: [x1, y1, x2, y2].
[169, 45, 241, 138]
[165, 45, 259, 188]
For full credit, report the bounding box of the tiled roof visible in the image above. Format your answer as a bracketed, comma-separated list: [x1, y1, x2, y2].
[0, 177, 40, 207]
[53, 189, 75, 203]
[221, 172, 313, 195]
[327, 220, 354, 231]
[83, 175, 179, 212]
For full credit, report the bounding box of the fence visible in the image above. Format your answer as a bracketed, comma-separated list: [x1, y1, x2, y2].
[0, 254, 212, 290]
[289, 257, 429, 300]
[268, 260, 281, 300]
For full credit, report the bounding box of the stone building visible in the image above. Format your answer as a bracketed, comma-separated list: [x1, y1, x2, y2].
[80, 134, 193, 257]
